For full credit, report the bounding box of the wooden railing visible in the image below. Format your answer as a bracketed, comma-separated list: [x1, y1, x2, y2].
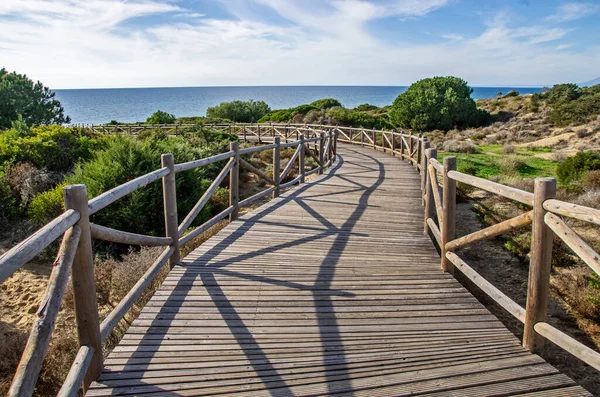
[339, 130, 600, 373]
[0, 127, 337, 397]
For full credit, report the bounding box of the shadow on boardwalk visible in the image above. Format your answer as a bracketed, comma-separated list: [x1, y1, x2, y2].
[105, 147, 385, 395]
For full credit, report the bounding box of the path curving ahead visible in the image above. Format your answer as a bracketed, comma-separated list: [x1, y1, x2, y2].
[88, 145, 590, 396]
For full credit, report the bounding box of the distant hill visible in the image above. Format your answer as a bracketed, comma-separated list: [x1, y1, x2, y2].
[582, 77, 600, 86]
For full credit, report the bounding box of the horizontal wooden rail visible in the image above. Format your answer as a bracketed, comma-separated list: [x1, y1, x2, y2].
[280, 175, 303, 189]
[429, 158, 444, 173]
[239, 186, 277, 208]
[239, 143, 278, 155]
[174, 150, 234, 173]
[56, 345, 94, 397]
[90, 223, 172, 246]
[88, 167, 170, 215]
[543, 199, 600, 226]
[179, 206, 235, 246]
[9, 226, 81, 396]
[446, 252, 526, 322]
[534, 322, 600, 371]
[447, 170, 534, 206]
[446, 211, 533, 252]
[178, 158, 235, 235]
[280, 140, 301, 149]
[99, 246, 174, 341]
[545, 212, 600, 275]
[0, 209, 80, 283]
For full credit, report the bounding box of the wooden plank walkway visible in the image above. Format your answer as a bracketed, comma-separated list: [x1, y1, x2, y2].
[89, 145, 590, 396]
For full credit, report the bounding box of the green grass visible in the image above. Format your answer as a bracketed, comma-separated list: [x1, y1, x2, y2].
[438, 144, 558, 180]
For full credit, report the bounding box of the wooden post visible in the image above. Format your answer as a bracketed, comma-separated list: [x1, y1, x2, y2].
[391, 130, 396, 156]
[299, 134, 306, 183]
[400, 131, 405, 159]
[62, 185, 102, 391]
[229, 141, 239, 221]
[441, 157, 456, 274]
[417, 134, 423, 169]
[257, 123, 261, 143]
[273, 137, 281, 198]
[523, 178, 557, 352]
[328, 131, 334, 167]
[360, 128, 365, 147]
[332, 131, 337, 163]
[424, 148, 437, 235]
[372, 130, 376, 149]
[319, 132, 325, 174]
[243, 125, 246, 142]
[161, 154, 180, 267]
[408, 131, 414, 165]
[421, 139, 430, 205]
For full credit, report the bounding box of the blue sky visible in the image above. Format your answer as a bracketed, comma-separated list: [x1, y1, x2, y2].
[1, 0, 599, 88]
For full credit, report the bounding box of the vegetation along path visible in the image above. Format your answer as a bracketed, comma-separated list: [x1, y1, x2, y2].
[88, 144, 590, 396]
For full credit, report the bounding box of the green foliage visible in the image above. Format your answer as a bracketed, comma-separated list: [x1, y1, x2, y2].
[207, 100, 270, 123]
[259, 109, 293, 122]
[326, 107, 392, 129]
[0, 67, 70, 129]
[29, 133, 234, 235]
[0, 167, 17, 222]
[309, 98, 341, 109]
[556, 151, 600, 185]
[146, 110, 175, 124]
[503, 90, 519, 98]
[548, 93, 600, 126]
[545, 83, 582, 104]
[355, 104, 378, 112]
[389, 76, 491, 131]
[0, 125, 105, 172]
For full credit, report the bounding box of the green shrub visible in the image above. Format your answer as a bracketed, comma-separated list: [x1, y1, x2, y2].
[207, 100, 270, 123]
[0, 67, 70, 129]
[458, 163, 478, 176]
[259, 109, 292, 122]
[310, 98, 342, 109]
[503, 90, 519, 98]
[146, 110, 175, 124]
[354, 104, 378, 112]
[545, 83, 582, 104]
[389, 76, 491, 131]
[556, 151, 600, 185]
[290, 104, 318, 116]
[548, 94, 600, 126]
[583, 170, 600, 190]
[326, 108, 392, 129]
[0, 125, 106, 172]
[29, 134, 233, 235]
[0, 167, 17, 221]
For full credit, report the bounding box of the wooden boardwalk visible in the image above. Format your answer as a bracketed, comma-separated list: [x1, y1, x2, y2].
[88, 145, 590, 396]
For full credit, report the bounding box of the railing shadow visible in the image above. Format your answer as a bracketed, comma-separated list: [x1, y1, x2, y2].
[98, 146, 386, 395]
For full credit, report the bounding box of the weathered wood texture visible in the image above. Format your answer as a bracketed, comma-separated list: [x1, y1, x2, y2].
[88, 145, 589, 396]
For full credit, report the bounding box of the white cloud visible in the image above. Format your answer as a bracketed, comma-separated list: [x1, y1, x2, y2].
[0, 1, 598, 88]
[546, 2, 600, 22]
[442, 34, 464, 41]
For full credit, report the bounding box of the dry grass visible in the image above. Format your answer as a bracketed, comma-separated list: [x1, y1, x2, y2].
[442, 139, 476, 153]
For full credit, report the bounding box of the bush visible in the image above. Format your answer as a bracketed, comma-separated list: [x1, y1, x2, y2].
[354, 103, 379, 112]
[0, 167, 17, 221]
[326, 107, 392, 129]
[503, 90, 519, 98]
[207, 100, 270, 123]
[0, 125, 105, 172]
[6, 162, 59, 206]
[583, 170, 600, 190]
[548, 94, 600, 126]
[146, 110, 175, 124]
[545, 83, 582, 104]
[499, 156, 527, 176]
[458, 163, 478, 176]
[0, 68, 70, 129]
[310, 98, 341, 109]
[442, 139, 476, 153]
[389, 76, 491, 131]
[29, 133, 234, 235]
[502, 144, 516, 154]
[556, 151, 600, 185]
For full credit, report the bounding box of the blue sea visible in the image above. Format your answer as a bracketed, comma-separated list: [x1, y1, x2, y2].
[54, 86, 543, 125]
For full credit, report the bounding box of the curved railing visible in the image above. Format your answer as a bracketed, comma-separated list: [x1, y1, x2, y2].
[3, 121, 600, 395]
[336, 126, 600, 373]
[0, 125, 338, 397]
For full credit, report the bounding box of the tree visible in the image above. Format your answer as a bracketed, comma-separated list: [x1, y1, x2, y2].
[544, 83, 582, 104]
[389, 76, 490, 131]
[0, 68, 70, 129]
[206, 100, 270, 123]
[146, 110, 176, 124]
